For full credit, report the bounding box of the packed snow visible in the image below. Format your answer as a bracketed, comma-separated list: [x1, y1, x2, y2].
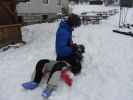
[0, 4, 133, 100]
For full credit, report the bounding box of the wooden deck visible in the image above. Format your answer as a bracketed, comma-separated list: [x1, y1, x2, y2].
[0, 24, 23, 48]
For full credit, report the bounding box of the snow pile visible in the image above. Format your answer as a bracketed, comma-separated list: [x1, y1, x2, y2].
[71, 4, 118, 15]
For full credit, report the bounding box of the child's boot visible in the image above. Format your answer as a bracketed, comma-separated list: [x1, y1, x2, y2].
[42, 85, 56, 98]
[22, 81, 38, 90]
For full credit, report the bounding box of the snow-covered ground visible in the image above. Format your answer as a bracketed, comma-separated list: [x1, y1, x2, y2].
[0, 4, 133, 100]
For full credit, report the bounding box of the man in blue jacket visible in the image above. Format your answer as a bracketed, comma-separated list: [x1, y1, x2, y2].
[56, 13, 82, 75]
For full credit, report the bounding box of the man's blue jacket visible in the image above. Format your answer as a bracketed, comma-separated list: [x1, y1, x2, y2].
[56, 21, 73, 58]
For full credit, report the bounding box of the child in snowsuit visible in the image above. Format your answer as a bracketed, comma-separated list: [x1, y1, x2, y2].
[22, 13, 83, 97]
[22, 44, 85, 97]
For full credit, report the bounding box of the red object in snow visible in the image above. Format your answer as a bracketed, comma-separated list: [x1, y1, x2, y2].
[61, 69, 73, 87]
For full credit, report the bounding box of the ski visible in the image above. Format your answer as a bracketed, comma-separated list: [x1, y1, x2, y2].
[113, 29, 133, 37]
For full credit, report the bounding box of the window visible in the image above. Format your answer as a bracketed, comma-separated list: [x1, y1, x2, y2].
[42, 15, 48, 20]
[16, 0, 30, 3]
[57, 0, 61, 5]
[43, 0, 48, 4]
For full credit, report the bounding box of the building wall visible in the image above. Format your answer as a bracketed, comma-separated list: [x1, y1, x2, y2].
[62, 0, 69, 9]
[41, 0, 61, 14]
[16, 0, 68, 14]
[16, 0, 69, 24]
[17, 0, 41, 13]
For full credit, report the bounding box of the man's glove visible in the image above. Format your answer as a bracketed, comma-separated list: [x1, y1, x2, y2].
[70, 42, 78, 49]
[72, 44, 85, 54]
[72, 44, 85, 61]
[76, 44, 85, 53]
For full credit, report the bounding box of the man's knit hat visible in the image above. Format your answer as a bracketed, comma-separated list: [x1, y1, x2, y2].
[67, 13, 81, 28]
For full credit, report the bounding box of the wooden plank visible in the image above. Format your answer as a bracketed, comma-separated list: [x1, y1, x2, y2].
[0, 24, 22, 48]
[0, 24, 21, 28]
